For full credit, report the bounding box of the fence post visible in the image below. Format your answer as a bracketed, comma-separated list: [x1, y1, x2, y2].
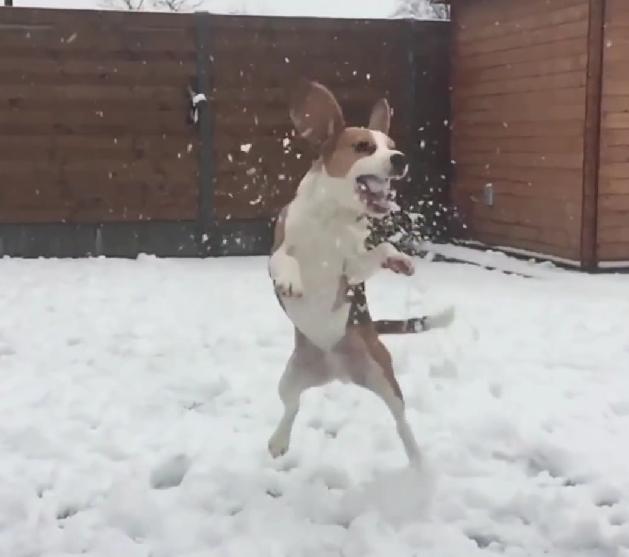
[406, 20, 420, 181]
[580, 0, 605, 271]
[405, 19, 452, 242]
[194, 12, 216, 256]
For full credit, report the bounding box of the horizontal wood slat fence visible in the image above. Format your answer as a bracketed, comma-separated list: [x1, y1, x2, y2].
[0, 7, 450, 257]
[450, 0, 629, 270]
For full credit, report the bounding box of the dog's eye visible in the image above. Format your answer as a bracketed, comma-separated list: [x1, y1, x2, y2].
[353, 141, 375, 154]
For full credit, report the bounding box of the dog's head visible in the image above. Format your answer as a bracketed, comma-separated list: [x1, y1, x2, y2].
[290, 80, 408, 219]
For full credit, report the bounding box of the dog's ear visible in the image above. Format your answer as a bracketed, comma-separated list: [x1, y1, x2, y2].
[289, 80, 345, 148]
[368, 98, 391, 135]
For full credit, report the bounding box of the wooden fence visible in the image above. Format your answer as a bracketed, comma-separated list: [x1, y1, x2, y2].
[450, 0, 591, 264]
[0, 7, 450, 257]
[598, 0, 629, 265]
[450, 0, 629, 270]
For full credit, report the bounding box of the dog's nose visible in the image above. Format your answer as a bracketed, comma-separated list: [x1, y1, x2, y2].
[390, 153, 408, 175]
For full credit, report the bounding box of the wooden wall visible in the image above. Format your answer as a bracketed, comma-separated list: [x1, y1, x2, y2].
[0, 9, 200, 224]
[0, 8, 450, 257]
[598, 0, 629, 263]
[208, 17, 411, 221]
[451, 0, 590, 262]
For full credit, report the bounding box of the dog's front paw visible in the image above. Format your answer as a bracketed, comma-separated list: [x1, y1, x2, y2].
[382, 253, 415, 276]
[272, 268, 304, 298]
[270, 253, 304, 298]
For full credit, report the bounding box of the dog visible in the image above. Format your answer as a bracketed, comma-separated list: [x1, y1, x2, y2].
[268, 80, 454, 465]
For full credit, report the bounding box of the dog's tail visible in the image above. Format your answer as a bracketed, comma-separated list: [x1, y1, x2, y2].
[374, 306, 455, 335]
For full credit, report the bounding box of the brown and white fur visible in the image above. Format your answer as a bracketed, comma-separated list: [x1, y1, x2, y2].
[268, 81, 454, 465]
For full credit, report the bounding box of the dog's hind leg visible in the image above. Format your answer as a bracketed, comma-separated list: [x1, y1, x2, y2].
[338, 327, 421, 465]
[268, 329, 329, 458]
[365, 361, 421, 464]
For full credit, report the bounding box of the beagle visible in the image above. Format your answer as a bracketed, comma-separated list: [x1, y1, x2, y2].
[268, 80, 454, 464]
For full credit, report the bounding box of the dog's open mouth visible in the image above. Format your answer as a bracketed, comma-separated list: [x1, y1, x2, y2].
[355, 175, 398, 215]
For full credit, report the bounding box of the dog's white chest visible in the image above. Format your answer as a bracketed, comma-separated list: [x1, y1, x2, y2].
[281, 218, 361, 350]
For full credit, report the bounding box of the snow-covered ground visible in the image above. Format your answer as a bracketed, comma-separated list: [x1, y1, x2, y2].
[0, 252, 628, 557]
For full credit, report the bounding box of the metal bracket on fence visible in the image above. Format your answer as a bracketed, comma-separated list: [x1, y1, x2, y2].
[187, 85, 207, 126]
[194, 12, 215, 256]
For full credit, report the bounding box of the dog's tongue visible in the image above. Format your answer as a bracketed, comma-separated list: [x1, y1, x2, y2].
[378, 197, 400, 213]
[372, 193, 391, 210]
[367, 182, 399, 213]
[363, 175, 387, 192]
[357, 176, 399, 214]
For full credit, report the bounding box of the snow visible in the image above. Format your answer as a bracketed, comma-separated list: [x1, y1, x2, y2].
[429, 241, 585, 271]
[424, 242, 583, 275]
[0, 253, 628, 557]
